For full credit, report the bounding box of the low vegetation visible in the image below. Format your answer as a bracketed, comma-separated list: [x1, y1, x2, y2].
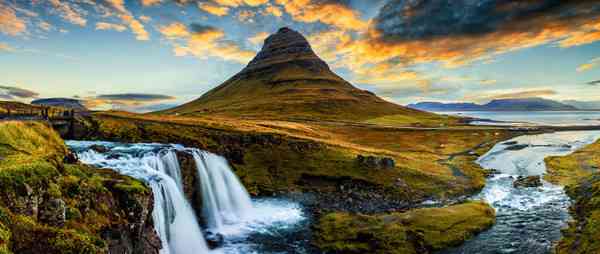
[0, 121, 155, 253]
[74, 112, 516, 210]
[314, 201, 496, 254]
[545, 140, 600, 254]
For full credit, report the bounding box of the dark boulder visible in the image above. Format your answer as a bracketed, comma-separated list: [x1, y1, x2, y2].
[63, 152, 78, 164]
[90, 144, 109, 153]
[356, 155, 396, 169]
[505, 144, 529, 151]
[513, 175, 542, 188]
[482, 168, 500, 178]
[39, 198, 66, 227]
[205, 231, 224, 249]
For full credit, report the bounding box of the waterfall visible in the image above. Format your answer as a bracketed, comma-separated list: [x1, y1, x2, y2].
[191, 150, 253, 231]
[69, 142, 211, 254]
[68, 140, 308, 254]
[143, 150, 184, 191]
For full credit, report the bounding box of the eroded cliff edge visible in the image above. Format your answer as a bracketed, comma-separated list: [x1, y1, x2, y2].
[0, 121, 159, 254]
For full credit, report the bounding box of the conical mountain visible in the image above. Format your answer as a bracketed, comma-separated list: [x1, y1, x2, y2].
[163, 27, 432, 121]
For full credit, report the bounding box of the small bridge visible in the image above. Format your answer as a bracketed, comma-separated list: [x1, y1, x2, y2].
[0, 108, 82, 138]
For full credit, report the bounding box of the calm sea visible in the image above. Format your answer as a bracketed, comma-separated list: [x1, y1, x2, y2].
[436, 111, 600, 126]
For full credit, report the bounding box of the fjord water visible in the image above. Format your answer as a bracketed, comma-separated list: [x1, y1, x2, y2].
[443, 131, 600, 254]
[66, 141, 308, 254]
[437, 111, 600, 126]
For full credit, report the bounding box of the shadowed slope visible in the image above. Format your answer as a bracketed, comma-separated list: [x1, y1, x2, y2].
[162, 27, 435, 122]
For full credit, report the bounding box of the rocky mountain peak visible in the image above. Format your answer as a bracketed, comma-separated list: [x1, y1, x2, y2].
[243, 27, 328, 72]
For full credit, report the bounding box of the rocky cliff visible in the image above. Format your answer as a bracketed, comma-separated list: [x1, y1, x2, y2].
[0, 121, 159, 254]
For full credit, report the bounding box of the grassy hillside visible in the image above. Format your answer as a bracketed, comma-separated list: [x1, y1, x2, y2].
[545, 140, 600, 254]
[161, 28, 450, 125]
[75, 112, 516, 208]
[162, 74, 440, 123]
[0, 121, 157, 253]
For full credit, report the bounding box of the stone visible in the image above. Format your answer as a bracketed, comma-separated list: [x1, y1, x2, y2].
[39, 198, 66, 227]
[513, 175, 542, 188]
[63, 151, 78, 164]
[89, 144, 109, 153]
[107, 153, 124, 160]
[356, 155, 396, 169]
[380, 157, 396, 169]
[205, 231, 225, 249]
[482, 168, 500, 178]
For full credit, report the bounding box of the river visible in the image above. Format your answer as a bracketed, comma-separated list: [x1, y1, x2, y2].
[67, 129, 600, 253]
[443, 131, 600, 254]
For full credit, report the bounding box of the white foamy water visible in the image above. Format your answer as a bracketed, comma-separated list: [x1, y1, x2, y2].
[67, 141, 308, 254]
[444, 131, 600, 254]
[191, 150, 253, 231]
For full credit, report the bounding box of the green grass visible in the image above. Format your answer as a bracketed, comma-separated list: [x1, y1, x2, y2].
[159, 61, 446, 124]
[82, 112, 513, 202]
[545, 141, 600, 186]
[0, 121, 152, 253]
[545, 139, 600, 254]
[314, 201, 496, 254]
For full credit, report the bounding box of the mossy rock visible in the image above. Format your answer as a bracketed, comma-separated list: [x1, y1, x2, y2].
[314, 201, 496, 254]
[0, 121, 155, 253]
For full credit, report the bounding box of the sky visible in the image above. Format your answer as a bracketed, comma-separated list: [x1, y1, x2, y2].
[0, 0, 599, 112]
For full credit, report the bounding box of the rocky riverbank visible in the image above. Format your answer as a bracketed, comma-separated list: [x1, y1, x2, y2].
[0, 121, 159, 254]
[69, 112, 518, 214]
[545, 138, 600, 253]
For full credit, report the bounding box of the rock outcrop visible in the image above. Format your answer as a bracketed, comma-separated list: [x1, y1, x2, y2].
[356, 155, 396, 169]
[0, 121, 159, 254]
[513, 175, 542, 188]
[314, 201, 496, 254]
[242, 27, 332, 76]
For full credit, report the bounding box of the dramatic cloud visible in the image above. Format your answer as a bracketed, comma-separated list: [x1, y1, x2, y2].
[48, 0, 87, 26]
[0, 3, 27, 36]
[275, 0, 368, 31]
[103, 0, 150, 41]
[95, 22, 127, 32]
[577, 57, 600, 72]
[198, 2, 230, 16]
[141, 0, 163, 6]
[0, 43, 14, 52]
[587, 80, 600, 86]
[84, 93, 177, 112]
[466, 89, 558, 103]
[164, 23, 255, 63]
[37, 21, 52, 31]
[364, 1, 600, 67]
[248, 31, 269, 45]
[0, 85, 39, 100]
[263, 5, 283, 17]
[159, 22, 190, 39]
[119, 14, 150, 40]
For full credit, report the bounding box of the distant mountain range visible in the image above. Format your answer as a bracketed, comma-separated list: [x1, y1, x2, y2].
[407, 98, 599, 111]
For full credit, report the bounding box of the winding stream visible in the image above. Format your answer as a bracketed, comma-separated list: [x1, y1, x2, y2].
[66, 130, 600, 254]
[443, 131, 600, 254]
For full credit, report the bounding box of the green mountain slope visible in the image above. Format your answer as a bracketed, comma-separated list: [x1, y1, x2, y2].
[161, 27, 436, 122]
